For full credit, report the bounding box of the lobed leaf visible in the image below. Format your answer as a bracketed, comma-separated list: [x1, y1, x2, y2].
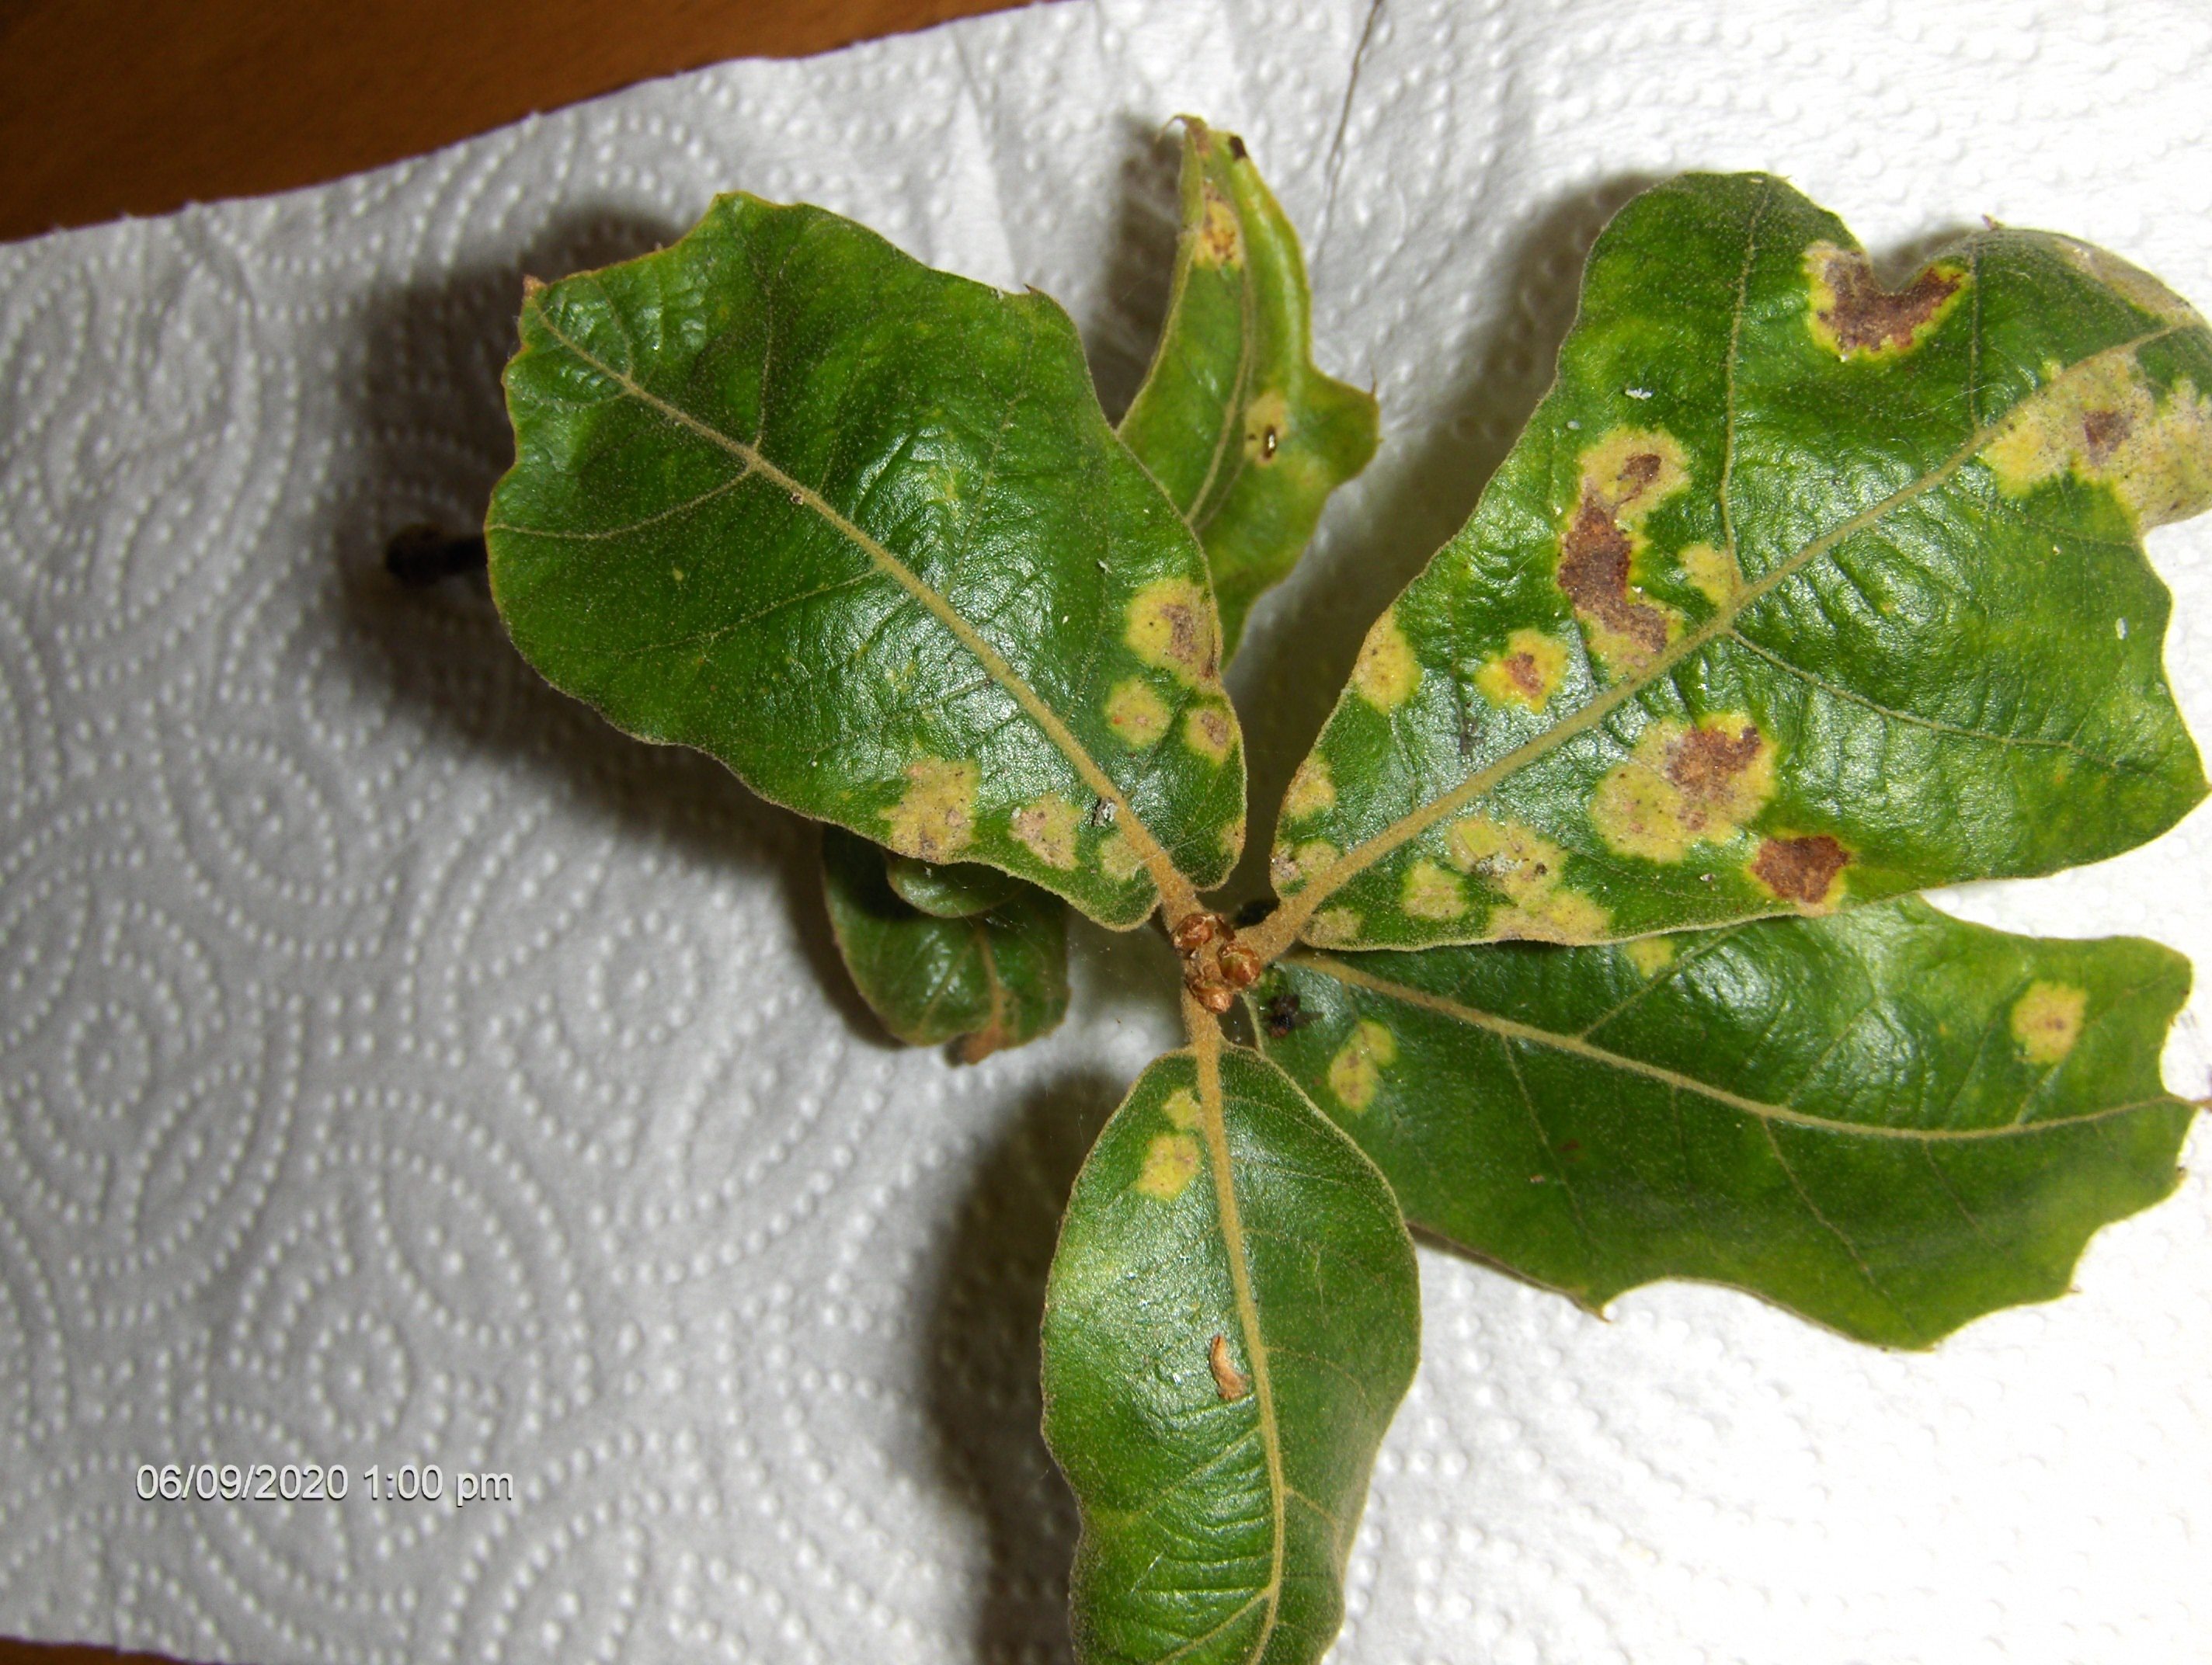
[1118, 120, 1379, 662]
[1255, 897, 2196, 1347]
[821, 826, 1066, 1060]
[1042, 1041, 1418, 1663]
[1271, 172, 2212, 952]
[486, 194, 1247, 929]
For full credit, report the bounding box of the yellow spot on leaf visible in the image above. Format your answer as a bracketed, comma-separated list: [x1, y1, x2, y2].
[1135, 1132, 1202, 1200]
[1244, 388, 1289, 465]
[1283, 756, 1336, 820]
[1183, 701, 1236, 763]
[1194, 182, 1243, 269]
[1010, 795, 1080, 870]
[1327, 1020, 1397, 1111]
[1624, 937, 1678, 977]
[1351, 607, 1420, 711]
[1401, 860, 1467, 920]
[1269, 837, 1340, 895]
[1098, 831, 1146, 883]
[1105, 677, 1170, 749]
[2010, 981, 2088, 1066]
[1678, 542, 1741, 607]
[1127, 578, 1218, 687]
[1981, 356, 2212, 530]
[1441, 815, 1605, 938]
[1589, 714, 1775, 864]
[1475, 627, 1570, 711]
[882, 758, 979, 863]
[1306, 907, 1362, 947]
[1219, 817, 1245, 858]
[1492, 891, 1610, 944]
[1578, 429, 1689, 523]
[1163, 1088, 1203, 1131]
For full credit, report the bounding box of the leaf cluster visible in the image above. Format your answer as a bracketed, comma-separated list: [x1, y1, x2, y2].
[481, 120, 2212, 1662]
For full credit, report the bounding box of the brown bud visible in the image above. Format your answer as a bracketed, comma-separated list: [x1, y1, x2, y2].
[1171, 912, 1223, 953]
[1192, 978, 1236, 1014]
[1217, 941, 1262, 989]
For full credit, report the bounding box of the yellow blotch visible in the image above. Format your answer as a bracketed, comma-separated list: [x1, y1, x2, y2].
[1219, 817, 1245, 858]
[1803, 241, 1968, 359]
[1127, 578, 1219, 687]
[1588, 714, 1775, 864]
[1282, 756, 1336, 820]
[1445, 816, 1566, 903]
[1134, 1132, 1202, 1200]
[1271, 837, 1340, 894]
[1981, 355, 2212, 530]
[1305, 907, 1362, 947]
[1475, 627, 1571, 712]
[1105, 677, 1171, 749]
[1194, 182, 1243, 269]
[1401, 860, 1467, 921]
[1244, 388, 1290, 465]
[1578, 428, 1689, 525]
[1183, 701, 1236, 763]
[1163, 1088, 1203, 1131]
[1098, 831, 1146, 883]
[882, 758, 979, 863]
[2011, 981, 2089, 1067]
[1678, 542, 1741, 607]
[1489, 889, 1610, 944]
[1351, 607, 1420, 711]
[1327, 1020, 1397, 1111]
[1010, 795, 1080, 871]
[1624, 937, 1678, 977]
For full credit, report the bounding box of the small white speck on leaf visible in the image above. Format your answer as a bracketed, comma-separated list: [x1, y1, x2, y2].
[2116, 617, 2130, 638]
[1625, 386, 1654, 400]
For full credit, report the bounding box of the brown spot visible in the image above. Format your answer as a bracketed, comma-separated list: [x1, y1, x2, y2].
[1751, 834, 1852, 906]
[1226, 134, 1248, 162]
[1126, 579, 1218, 686]
[1195, 182, 1243, 268]
[2081, 407, 2131, 464]
[1807, 245, 1965, 356]
[1504, 653, 1542, 698]
[1668, 722, 1764, 801]
[1209, 1334, 1250, 1402]
[1559, 492, 1671, 666]
[882, 758, 979, 862]
[1261, 990, 1307, 1038]
[1011, 795, 1080, 870]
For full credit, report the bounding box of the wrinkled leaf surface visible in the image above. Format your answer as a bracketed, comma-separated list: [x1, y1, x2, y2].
[488, 194, 1246, 928]
[1257, 898, 2195, 1346]
[1043, 1044, 1417, 1663]
[1276, 172, 2212, 951]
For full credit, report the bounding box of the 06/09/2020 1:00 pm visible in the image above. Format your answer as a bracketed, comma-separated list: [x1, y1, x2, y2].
[134, 1462, 515, 1507]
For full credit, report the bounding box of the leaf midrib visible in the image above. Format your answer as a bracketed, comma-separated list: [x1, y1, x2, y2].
[1293, 951, 2185, 1142]
[1188, 1013, 1286, 1663]
[520, 302, 1201, 919]
[1268, 317, 2186, 947]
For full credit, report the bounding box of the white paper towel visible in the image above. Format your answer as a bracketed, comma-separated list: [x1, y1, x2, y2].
[3, 2, 2210, 1661]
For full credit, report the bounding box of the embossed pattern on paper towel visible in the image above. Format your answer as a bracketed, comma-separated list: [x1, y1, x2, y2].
[2, 2, 2210, 1663]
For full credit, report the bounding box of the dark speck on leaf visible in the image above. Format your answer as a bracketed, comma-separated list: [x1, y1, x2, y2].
[1261, 990, 1308, 1038]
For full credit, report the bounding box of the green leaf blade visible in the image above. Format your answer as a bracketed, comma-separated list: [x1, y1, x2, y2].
[1256, 898, 2196, 1347]
[1043, 1045, 1418, 1663]
[1118, 121, 1379, 661]
[884, 852, 1022, 918]
[1275, 172, 2212, 951]
[821, 826, 1066, 1060]
[488, 196, 1248, 929]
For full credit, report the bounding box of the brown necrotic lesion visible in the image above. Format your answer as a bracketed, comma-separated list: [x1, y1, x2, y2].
[1803, 241, 1967, 359]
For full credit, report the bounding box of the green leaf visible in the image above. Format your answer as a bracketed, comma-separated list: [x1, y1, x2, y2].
[884, 851, 1022, 918]
[1042, 1040, 1418, 1664]
[821, 826, 1066, 1060]
[1255, 898, 2196, 1347]
[1118, 120, 1380, 662]
[486, 193, 1248, 930]
[1270, 172, 2212, 953]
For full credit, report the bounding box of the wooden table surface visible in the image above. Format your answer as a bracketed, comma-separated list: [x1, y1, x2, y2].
[0, 0, 1031, 1653]
[0, 0, 1031, 243]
